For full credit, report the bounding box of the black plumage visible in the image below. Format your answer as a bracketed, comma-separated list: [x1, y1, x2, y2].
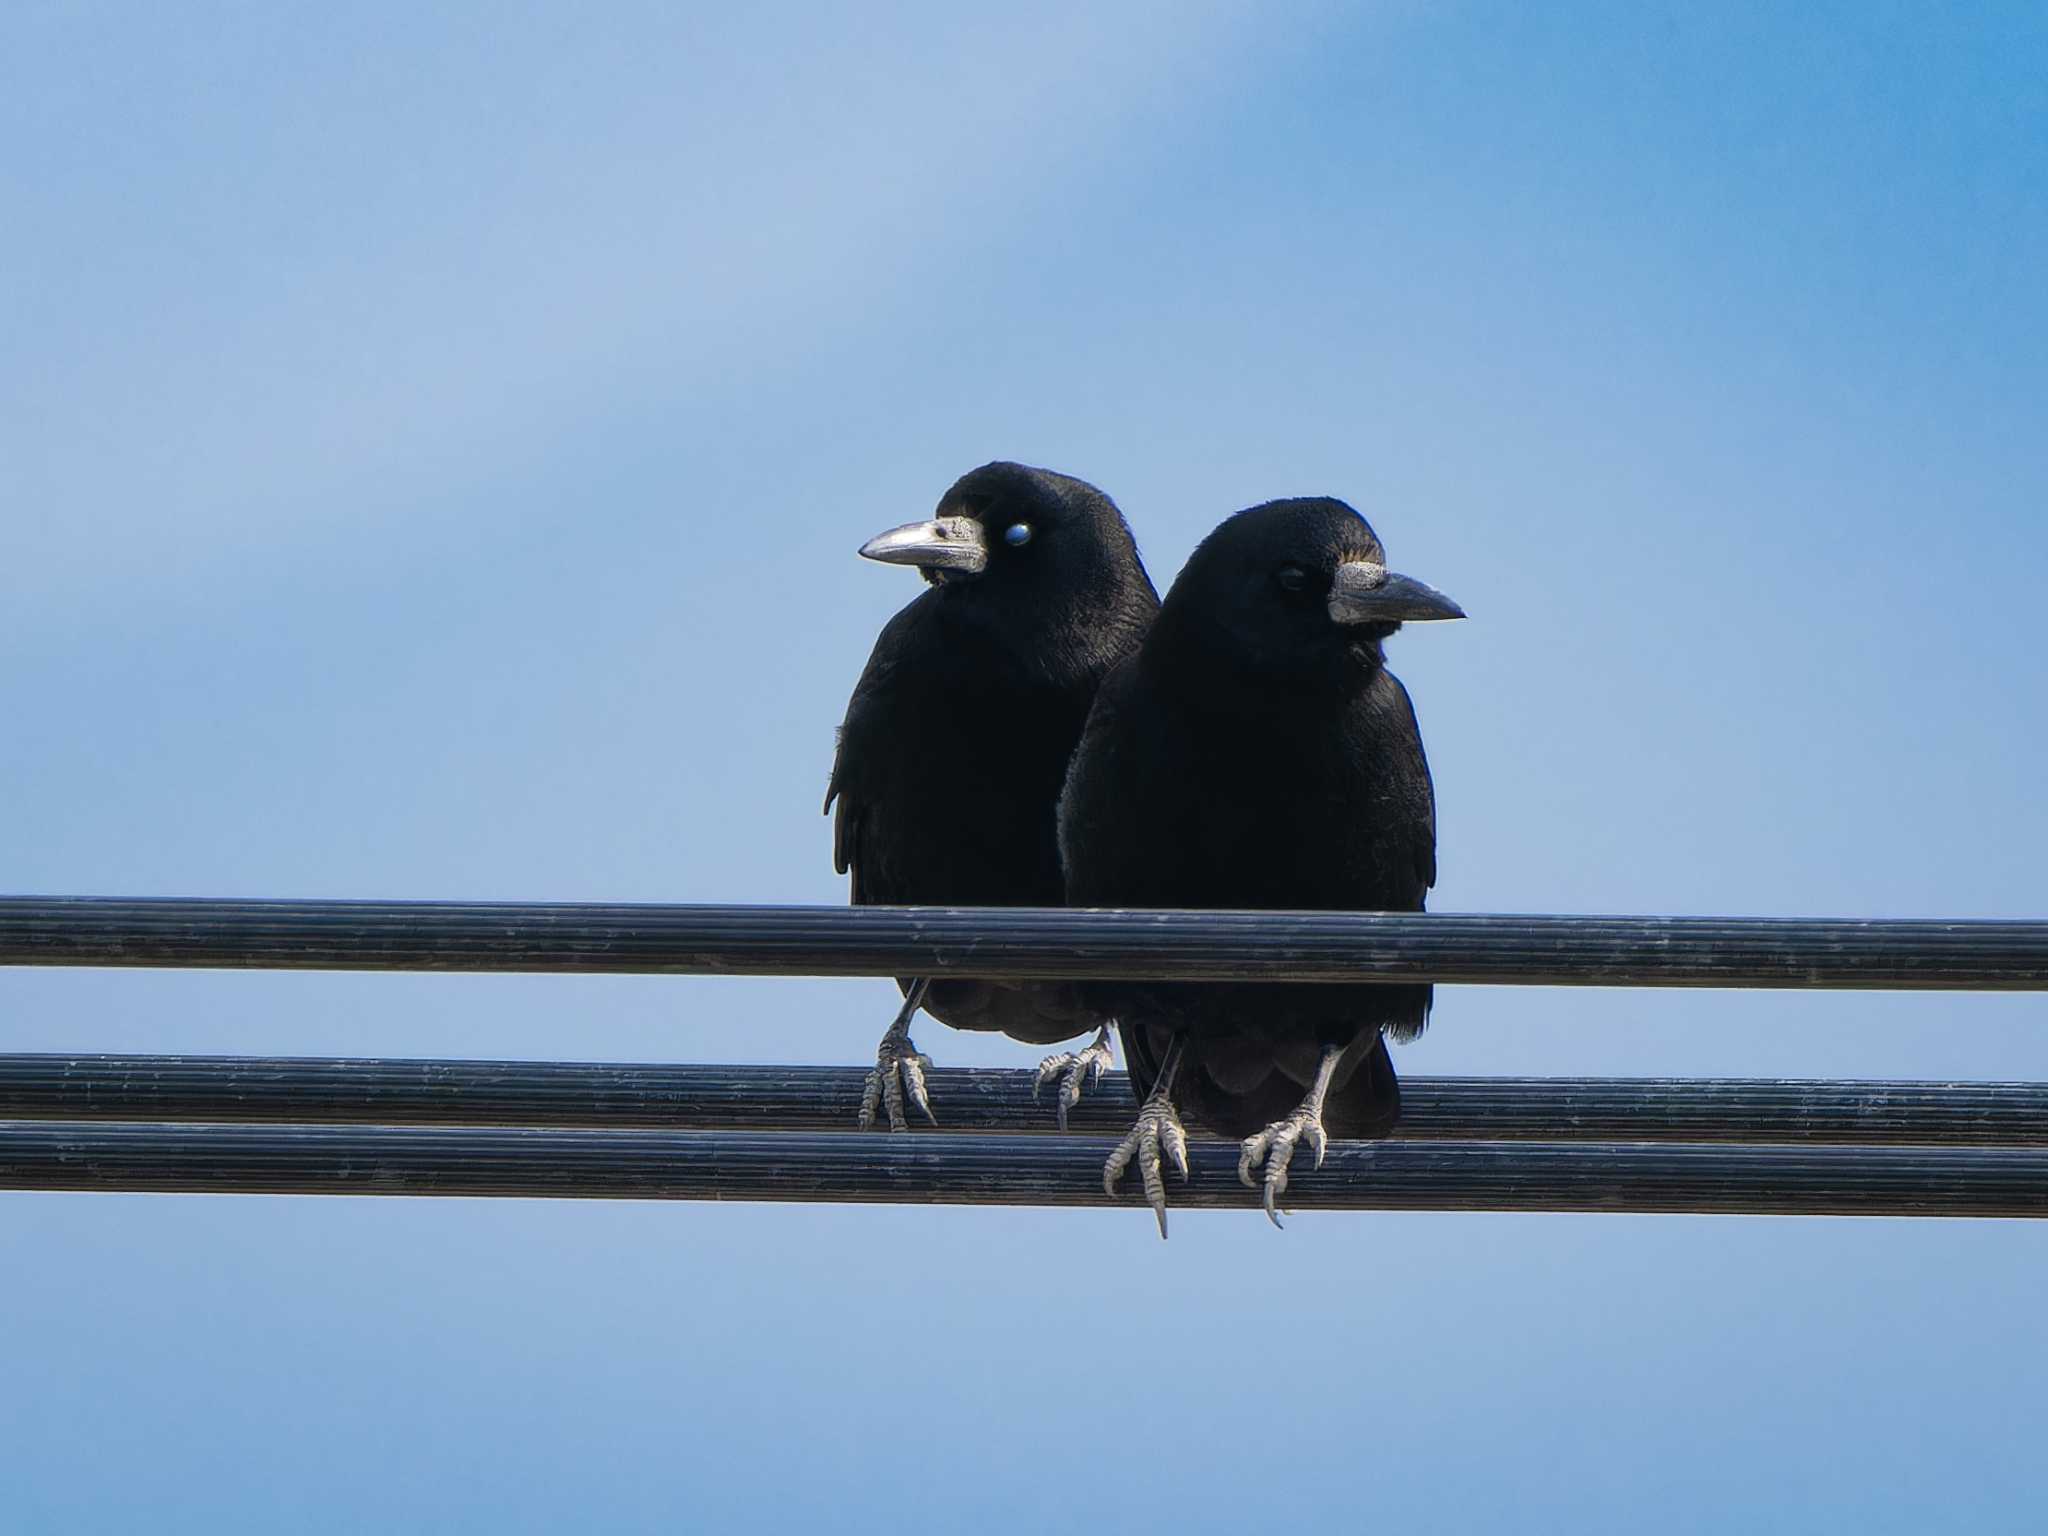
[1058, 497, 1463, 1229]
[828, 461, 1160, 1128]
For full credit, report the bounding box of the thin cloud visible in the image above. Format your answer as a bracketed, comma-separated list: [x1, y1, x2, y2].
[0, 2, 1271, 626]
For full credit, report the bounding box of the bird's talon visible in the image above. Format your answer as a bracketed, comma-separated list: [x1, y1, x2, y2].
[857, 1069, 886, 1131]
[1034, 1029, 1115, 1130]
[1104, 1084, 1188, 1240]
[1237, 1133, 1264, 1189]
[1265, 1186, 1287, 1230]
[1240, 1106, 1327, 1228]
[860, 1029, 936, 1131]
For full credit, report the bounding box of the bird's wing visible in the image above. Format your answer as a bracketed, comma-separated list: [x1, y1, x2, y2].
[1055, 657, 1165, 903]
[824, 607, 923, 906]
[1381, 671, 1439, 903]
[823, 729, 865, 882]
[824, 720, 880, 904]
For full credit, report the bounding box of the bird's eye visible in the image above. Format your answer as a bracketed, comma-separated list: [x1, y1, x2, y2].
[1275, 565, 1309, 593]
[1004, 523, 1033, 547]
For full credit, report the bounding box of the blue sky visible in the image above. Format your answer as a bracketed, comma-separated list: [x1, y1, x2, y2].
[2, 2, 2044, 1530]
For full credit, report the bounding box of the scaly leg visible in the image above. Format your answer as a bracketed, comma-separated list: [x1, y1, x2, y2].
[1238, 1043, 1344, 1228]
[857, 978, 936, 1131]
[1103, 1034, 1189, 1239]
[1032, 1025, 1116, 1130]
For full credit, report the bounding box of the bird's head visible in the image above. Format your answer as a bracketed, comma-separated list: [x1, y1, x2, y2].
[1156, 497, 1463, 688]
[857, 461, 1148, 608]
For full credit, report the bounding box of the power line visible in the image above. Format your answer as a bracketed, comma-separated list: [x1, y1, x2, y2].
[6, 1054, 2046, 1146]
[3, 898, 2045, 987]
[4, 1121, 2043, 1216]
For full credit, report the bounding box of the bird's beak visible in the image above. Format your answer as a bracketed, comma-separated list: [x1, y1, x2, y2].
[1327, 561, 1465, 625]
[858, 516, 989, 577]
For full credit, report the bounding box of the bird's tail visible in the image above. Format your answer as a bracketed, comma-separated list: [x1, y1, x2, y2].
[1120, 1022, 1402, 1141]
[1320, 1033, 1402, 1140]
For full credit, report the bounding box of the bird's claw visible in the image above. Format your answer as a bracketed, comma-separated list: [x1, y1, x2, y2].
[858, 1030, 936, 1132]
[1238, 1109, 1330, 1228]
[1032, 1028, 1115, 1129]
[1103, 1092, 1189, 1240]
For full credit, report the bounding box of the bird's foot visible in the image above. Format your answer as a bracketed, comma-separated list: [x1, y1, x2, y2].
[1238, 1105, 1331, 1229]
[1103, 1085, 1189, 1240]
[1033, 1027, 1115, 1129]
[858, 1023, 936, 1132]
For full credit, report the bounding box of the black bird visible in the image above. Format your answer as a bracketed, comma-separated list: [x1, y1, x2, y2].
[827, 461, 1160, 1129]
[1058, 498, 1463, 1232]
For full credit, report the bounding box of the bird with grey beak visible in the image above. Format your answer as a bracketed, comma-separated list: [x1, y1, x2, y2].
[1059, 497, 1463, 1233]
[826, 461, 1160, 1129]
